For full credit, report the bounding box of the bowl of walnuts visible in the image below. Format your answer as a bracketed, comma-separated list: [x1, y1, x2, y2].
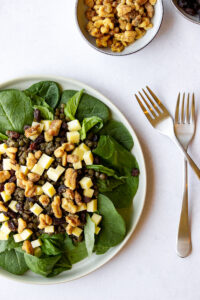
[76, 0, 163, 56]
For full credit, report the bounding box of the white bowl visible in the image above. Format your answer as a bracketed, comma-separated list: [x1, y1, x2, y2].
[76, 0, 164, 56]
[0, 75, 147, 284]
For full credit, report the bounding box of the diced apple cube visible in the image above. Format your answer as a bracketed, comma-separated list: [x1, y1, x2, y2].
[0, 231, 9, 240]
[67, 131, 80, 144]
[79, 143, 90, 153]
[87, 199, 97, 212]
[31, 239, 42, 248]
[20, 165, 29, 175]
[36, 186, 43, 196]
[38, 154, 54, 169]
[0, 143, 7, 154]
[83, 189, 94, 198]
[32, 122, 44, 132]
[91, 213, 102, 226]
[83, 151, 93, 165]
[1, 191, 11, 202]
[9, 201, 18, 212]
[13, 233, 23, 243]
[30, 203, 43, 216]
[47, 165, 65, 182]
[21, 229, 33, 240]
[72, 227, 83, 237]
[44, 225, 54, 233]
[73, 161, 82, 170]
[67, 119, 81, 132]
[3, 158, 11, 170]
[41, 120, 52, 131]
[31, 164, 45, 176]
[0, 213, 9, 222]
[76, 203, 87, 212]
[1, 221, 11, 234]
[42, 182, 56, 197]
[95, 226, 101, 235]
[44, 132, 53, 142]
[79, 177, 93, 189]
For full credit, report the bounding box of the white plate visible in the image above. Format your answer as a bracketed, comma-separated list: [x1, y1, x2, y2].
[0, 75, 147, 284]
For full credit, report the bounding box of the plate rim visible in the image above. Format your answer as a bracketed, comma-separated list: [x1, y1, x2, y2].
[0, 75, 147, 284]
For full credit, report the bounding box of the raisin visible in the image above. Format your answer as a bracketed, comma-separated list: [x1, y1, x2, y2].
[58, 185, 67, 195]
[131, 168, 140, 177]
[53, 217, 66, 225]
[35, 134, 44, 144]
[9, 176, 16, 183]
[29, 142, 37, 151]
[83, 196, 91, 203]
[8, 220, 17, 231]
[6, 131, 20, 139]
[34, 109, 41, 122]
[0, 183, 4, 192]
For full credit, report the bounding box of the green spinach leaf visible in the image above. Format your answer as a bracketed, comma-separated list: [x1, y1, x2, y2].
[48, 254, 71, 277]
[61, 90, 110, 122]
[0, 133, 8, 141]
[0, 235, 22, 253]
[64, 236, 88, 264]
[80, 116, 103, 140]
[40, 234, 65, 255]
[84, 214, 95, 256]
[0, 249, 28, 275]
[99, 120, 133, 151]
[33, 105, 54, 120]
[0, 90, 33, 134]
[64, 89, 83, 120]
[97, 177, 125, 193]
[26, 81, 61, 108]
[95, 194, 126, 254]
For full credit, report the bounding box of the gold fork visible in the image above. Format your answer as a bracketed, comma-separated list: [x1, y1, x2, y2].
[135, 87, 200, 179]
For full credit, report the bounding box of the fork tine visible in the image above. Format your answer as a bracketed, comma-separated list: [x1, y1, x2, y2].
[181, 93, 185, 123]
[175, 93, 180, 123]
[142, 89, 160, 115]
[135, 94, 153, 123]
[191, 93, 195, 123]
[138, 91, 157, 118]
[186, 93, 190, 123]
[146, 86, 168, 113]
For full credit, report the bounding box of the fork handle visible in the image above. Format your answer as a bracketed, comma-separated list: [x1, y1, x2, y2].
[177, 159, 192, 257]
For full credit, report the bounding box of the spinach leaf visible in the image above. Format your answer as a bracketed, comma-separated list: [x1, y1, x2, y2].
[100, 120, 133, 151]
[84, 214, 95, 256]
[87, 165, 116, 177]
[0, 133, 8, 141]
[103, 175, 139, 208]
[33, 105, 54, 120]
[24, 253, 61, 277]
[40, 234, 64, 255]
[95, 194, 126, 254]
[80, 116, 103, 140]
[48, 254, 71, 277]
[25, 92, 54, 120]
[93, 135, 138, 175]
[0, 90, 33, 134]
[0, 235, 22, 253]
[26, 81, 61, 108]
[61, 90, 110, 122]
[64, 90, 83, 120]
[64, 236, 88, 264]
[0, 249, 28, 275]
[97, 177, 125, 193]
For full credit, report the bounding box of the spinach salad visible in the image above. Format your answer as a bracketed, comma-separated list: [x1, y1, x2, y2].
[0, 81, 139, 277]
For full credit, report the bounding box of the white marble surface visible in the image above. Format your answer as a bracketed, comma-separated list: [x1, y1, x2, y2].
[0, 0, 200, 299]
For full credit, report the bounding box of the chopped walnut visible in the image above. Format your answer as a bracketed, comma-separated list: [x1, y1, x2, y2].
[25, 124, 41, 138]
[62, 198, 77, 214]
[18, 218, 27, 234]
[27, 153, 37, 170]
[145, 2, 154, 18]
[6, 147, 18, 160]
[63, 189, 74, 200]
[0, 171, 10, 183]
[136, 0, 148, 5]
[24, 181, 36, 197]
[0, 201, 8, 212]
[63, 143, 75, 152]
[22, 240, 34, 255]
[52, 195, 62, 218]
[67, 154, 79, 164]
[64, 168, 77, 191]
[66, 224, 73, 235]
[4, 182, 16, 195]
[38, 214, 52, 229]
[17, 179, 26, 189]
[74, 191, 82, 206]
[48, 120, 62, 137]
[54, 146, 65, 158]
[39, 194, 50, 207]
[34, 150, 42, 159]
[28, 173, 40, 182]
[62, 152, 68, 167]
[16, 170, 27, 181]
[85, 0, 94, 8]
[66, 214, 80, 227]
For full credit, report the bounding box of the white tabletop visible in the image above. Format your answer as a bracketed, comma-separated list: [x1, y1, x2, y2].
[0, 0, 200, 299]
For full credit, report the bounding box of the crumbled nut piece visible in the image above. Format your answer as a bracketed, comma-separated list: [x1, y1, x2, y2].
[39, 195, 50, 207]
[85, 0, 94, 8]
[24, 181, 36, 197]
[16, 171, 27, 181]
[10, 161, 19, 171]
[149, 0, 156, 4]
[34, 150, 42, 159]
[62, 198, 77, 214]
[17, 179, 26, 189]
[28, 173, 40, 182]
[74, 191, 82, 206]
[62, 152, 68, 167]
[136, 0, 148, 4]
[4, 182, 16, 195]
[66, 214, 81, 227]
[54, 146, 65, 158]
[117, 4, 132, 17]
[111, 39, 124, 52]
[66, 224, 73, 235]
[145, 2, 154, 17]
[0, 171, 10, 183]
[63, 189, 74, 200]
[64, 168, 77, 191]
[38, 214, 52, 229]
[63, 143, 75, 152]
[6, 147, 18, 160]
[52, 195, 62, 218]
[115, 30, 136, 43]
[48, 120, 62, 137]
[25, 124, 41, 138]
[22, 240, 34, 255]
[18, 218, 27, 234]
[67, 154, 79, 164]
[0, 201, 8, 212]
[27, 153, 37, 170]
